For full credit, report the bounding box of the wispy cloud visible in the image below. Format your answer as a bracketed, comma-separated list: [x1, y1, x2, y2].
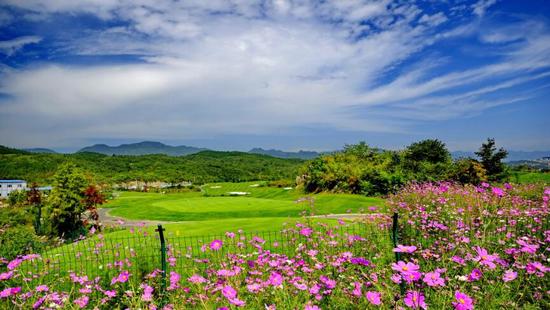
[0, 0, 548, 150]
[0, 36, 42, 56]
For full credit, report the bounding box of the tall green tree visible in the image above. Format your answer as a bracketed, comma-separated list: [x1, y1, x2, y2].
[475, 138, 508, 181]
[46, 163, 88, 239]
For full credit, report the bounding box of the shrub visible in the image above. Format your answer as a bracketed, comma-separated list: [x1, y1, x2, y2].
[0, 225, 44, 261]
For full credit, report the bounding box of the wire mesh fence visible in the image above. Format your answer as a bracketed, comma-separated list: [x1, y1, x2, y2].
[16, 220, 395, 290]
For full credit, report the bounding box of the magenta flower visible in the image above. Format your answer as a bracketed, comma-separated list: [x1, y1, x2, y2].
[269, 272, 283, 286]
[366, 291, 382, 305]
[0, 271, 13, 281]
[188, 274, 207, 284]
[502, 270, 517, 282]
[111, 270, 130, 285]
[468, 269, 483, 282]
[210, 239, 223, 251]
[403, 271, 422, 283]
[168, 271, 181, 290]
[7, 258, 23, 270]
[222, 285, 237, 299]
[393, 245, 417, 253]
[300, 227, 313, 237]
[491, 187, 504, 197]
[352, 282, 362, 297]
[473, 247, 498, 269]
[423, 271, 445, 287]
[403, 291, 427, 309]
[74, 295, 89, 308]
[35, 285, 49, 292]
[141, 284, 154, 302]
[392, 261, 420, 274]
[304, 303, 321, 310]
[453, 291, 474, 310]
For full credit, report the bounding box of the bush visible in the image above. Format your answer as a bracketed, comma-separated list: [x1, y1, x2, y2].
[0, 225, 45, 260]
[449, 158, 487, 184]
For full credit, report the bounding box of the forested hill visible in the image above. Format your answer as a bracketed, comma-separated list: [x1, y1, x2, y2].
[0, 149, 304, 185]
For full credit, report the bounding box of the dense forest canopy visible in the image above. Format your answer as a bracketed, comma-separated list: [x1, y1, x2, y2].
[0, 149, 304, 185]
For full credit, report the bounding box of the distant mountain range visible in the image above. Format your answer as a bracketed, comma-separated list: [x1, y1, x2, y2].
[451, 151, 550, 162]
[3, 141, 549, 161]
[23, 148, 57, 154]
[78, 141, 207, 156]
[248, 148, 322, 159]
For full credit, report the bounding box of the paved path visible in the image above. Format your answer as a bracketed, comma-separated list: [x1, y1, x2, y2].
[98, 208, 173, 227]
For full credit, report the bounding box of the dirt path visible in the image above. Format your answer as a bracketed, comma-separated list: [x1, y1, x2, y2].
[98, 208, 174, 227]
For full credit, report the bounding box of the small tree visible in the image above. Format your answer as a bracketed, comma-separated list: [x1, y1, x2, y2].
[475, 138, 508, 181]
[27, 183, 43, 234]
[449, 158, 487, 185]
[405, 139, 451, 164]
[7, 189, 27, 207]
[46, 163, 88, 239]
[82, 185, 105, 231]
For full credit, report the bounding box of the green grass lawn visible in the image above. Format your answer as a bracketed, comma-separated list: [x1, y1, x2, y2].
[105, 182, 384, 222]
[511, 171, 550, 184]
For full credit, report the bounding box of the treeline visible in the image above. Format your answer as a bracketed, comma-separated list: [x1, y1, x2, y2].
[0, 150, 304, 185]
[298, 139, 508, 196]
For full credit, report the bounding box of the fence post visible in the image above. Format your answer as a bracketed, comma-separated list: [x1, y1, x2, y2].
[391, 213, 406, 296]
[156, 225, 167, 297]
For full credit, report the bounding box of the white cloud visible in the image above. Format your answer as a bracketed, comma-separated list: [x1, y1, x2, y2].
[471, 0, 497, 17]
[0, 36, 42, 56]
[0, 0, 548, 149]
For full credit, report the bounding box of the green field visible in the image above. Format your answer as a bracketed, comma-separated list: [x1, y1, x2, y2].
[104, 181, 385, 235]
[512, 171, 550, 184]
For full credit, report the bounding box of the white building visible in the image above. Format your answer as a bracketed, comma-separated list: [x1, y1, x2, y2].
[0, 180, 27, 198]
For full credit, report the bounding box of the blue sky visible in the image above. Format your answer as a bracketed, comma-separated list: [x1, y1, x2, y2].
[0, 0, 549, 152]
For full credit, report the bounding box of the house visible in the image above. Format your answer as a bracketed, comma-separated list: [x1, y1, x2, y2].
[0, 180, 27, 198]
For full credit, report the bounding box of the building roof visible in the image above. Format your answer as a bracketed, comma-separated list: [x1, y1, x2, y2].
[0, 180, 26, 183]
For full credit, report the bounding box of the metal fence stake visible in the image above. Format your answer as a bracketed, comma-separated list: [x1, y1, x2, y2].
[156, 224, 167, 302]
[392, 212, 405, 296]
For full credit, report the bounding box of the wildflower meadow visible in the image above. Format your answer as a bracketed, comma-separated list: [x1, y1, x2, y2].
[1, 182, 549, 309]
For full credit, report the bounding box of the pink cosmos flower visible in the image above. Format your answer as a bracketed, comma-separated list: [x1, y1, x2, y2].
[168, 272, 181, 290]
[222, 285, 237, 299]
[300, 227, 313, 237]
[35, 285, 49, 292]
[392, 261, 420, 274]
[111, 270, 130, 285]
[502, 270, 517, 282]
[473, 247, 498, 269]
[403, 291, 427, 309]
[366, 291, 382, 305]
[0, 271, 13, 281]
[423, 271, 445, 287]
[453, 291, 474, 310]
[210, 239, 223, 251]
[393, 245, 417, 253]
[468, 269, 482, 282]
[352, 282, 362, 297]
[141, 284, 154, 302]
[188, 274, 207, 284]
[104, 290, 116, 298]
[74, 295, 89, 308]
[7, 258, 23, 270]
[304, 303, 321, 310]
[403, 271, 422, 284]
[517, 239, 539, 254]
[491, 187, 504, 197]
[269, 272, 283, 286]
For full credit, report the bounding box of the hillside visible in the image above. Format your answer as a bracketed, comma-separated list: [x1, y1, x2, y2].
[249, 147, 321, 159]
[451, 150, 550, 162]
[78, 141, 206, 156]
[0, 150, 304, 184]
